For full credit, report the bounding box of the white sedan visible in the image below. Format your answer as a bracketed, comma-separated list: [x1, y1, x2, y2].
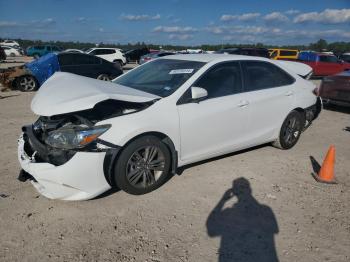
[18, 54, 321, 200]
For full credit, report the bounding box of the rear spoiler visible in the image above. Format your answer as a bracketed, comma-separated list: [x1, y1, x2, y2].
[275, 60, 313, 79]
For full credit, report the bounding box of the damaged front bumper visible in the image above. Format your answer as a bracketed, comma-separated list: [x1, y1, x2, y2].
[18, 134, 112, 200]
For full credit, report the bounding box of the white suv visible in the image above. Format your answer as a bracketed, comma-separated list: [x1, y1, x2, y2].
[0, 39, 20, 47]
[86, 48, 126, 66]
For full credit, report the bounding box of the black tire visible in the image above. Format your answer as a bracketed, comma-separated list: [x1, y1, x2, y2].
[114, 135, 172, 195]
[96, 74, 110, 81]
[114, 60, 123, 68]
[272, 110, 304, 150]
[16, 75, 38, 92]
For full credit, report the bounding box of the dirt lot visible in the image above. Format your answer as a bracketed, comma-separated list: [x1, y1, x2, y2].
[0, 83, 350, 261]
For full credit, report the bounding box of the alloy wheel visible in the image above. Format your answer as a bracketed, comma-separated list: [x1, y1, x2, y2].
[282, 116, 301, 146]
[126, 146, 165, 189]
[97, 74, 110, 81]
[18, 76, 36, 91]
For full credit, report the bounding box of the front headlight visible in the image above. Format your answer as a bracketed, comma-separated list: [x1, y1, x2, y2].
[45, 124, 111, 150]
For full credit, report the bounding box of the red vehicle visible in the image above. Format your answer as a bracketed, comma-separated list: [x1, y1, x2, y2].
[318, 71, 350, 106]
[298, 51, 350, 76]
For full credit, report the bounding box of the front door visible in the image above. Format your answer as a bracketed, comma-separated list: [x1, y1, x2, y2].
[177, 62, 250, 162]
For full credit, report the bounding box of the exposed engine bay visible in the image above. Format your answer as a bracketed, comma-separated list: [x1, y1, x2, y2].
[22, 99, 152, 166]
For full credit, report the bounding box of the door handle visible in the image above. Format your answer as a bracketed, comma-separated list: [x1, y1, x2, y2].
[285, 91, 294, 96]
[237, 100, 249, 107]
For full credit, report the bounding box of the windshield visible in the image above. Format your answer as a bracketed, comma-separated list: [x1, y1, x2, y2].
[113, 59, 205, 97]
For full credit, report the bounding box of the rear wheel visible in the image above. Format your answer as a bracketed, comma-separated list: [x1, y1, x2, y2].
[114, 136, 171, 195]
[16, 75, 38, 92]
[10, 52, 16, 57]
[273, 110, 304, 149]
[97, 74, 110, 81]
[114, 60, 123, 68]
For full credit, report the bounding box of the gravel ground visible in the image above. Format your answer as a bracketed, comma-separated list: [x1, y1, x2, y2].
[0, 83, 350, 261]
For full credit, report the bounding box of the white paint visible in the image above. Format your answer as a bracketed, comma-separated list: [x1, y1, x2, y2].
[19, 54, 319, 200]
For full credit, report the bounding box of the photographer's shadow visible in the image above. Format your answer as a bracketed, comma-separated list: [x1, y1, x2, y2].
[206, 178, 279, 262]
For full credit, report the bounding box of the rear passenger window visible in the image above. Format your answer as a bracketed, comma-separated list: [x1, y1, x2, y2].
[195, 62, 242, 99]
[75, 54, 101, 64]
[242, 61, 295, 92]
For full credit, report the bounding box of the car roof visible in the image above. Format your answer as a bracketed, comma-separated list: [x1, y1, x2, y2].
[91, 47, 120, 50]
[161, 53, 271, 63]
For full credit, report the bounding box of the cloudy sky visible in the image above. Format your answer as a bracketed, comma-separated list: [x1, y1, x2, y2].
[0, 0, 349, 45]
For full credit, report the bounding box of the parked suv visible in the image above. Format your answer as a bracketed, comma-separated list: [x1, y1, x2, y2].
[26, 45, 62, 58]
[0, 39, 20, 47]
[85, 48, 126, 66]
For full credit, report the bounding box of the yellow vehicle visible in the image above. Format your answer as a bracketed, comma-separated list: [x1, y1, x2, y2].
[269, 49, 299, 60]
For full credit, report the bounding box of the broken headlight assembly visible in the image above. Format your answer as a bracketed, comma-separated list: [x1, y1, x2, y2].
[45, 124, 111, 150]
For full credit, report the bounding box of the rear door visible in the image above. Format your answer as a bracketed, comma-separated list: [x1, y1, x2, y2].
[59, 54, 102, 78]
[241, 61, 296, 144]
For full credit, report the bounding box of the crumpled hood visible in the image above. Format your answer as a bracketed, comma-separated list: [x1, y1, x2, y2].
[31, 72, 160, 116]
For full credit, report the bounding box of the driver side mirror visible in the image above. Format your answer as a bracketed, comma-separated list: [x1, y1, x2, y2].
[191, 86, 208, 102]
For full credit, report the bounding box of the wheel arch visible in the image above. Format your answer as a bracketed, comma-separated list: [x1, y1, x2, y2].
[103, 131, 178, 187]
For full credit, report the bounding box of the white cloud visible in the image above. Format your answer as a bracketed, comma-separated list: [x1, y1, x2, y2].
[263, 12, 289, 23]
[285, 9, 300, 15]
[120, 14, 161, 21]
[206, 25, 277, 35]
[0, 21, 22, 27]
[168, 34, 193, 40]
[152, 26, 197, 33]
[220, 13, 260, 22]
[294, 8, 350, 24]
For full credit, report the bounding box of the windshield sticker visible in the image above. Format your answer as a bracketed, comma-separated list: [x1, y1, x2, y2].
[164, 86, 171, 91]
[169, 69, 194, 74]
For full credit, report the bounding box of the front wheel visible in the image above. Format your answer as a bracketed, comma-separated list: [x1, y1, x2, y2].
[114, 136, 172, 195]
[272, 110, 304, 150]
[16, 75, 38, 92]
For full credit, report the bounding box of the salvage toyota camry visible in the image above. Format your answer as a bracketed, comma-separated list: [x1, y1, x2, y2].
[18, 54, 321, 200]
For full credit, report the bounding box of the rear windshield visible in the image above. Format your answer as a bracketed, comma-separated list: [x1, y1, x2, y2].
[113, 59, 205, 97]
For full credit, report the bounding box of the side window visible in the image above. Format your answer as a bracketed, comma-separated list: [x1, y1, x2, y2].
[195, 62, 242, 99]
[319, 56, 338, 63]
[58, 54, 75, 66]
[97, 49, 113, 55]
[242, 61, 295, 92]
[280, 50, 297, 56]
[74, 54, 100, 65]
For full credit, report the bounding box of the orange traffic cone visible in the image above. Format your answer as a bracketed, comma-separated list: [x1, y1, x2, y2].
[312, 145, 337, 184]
